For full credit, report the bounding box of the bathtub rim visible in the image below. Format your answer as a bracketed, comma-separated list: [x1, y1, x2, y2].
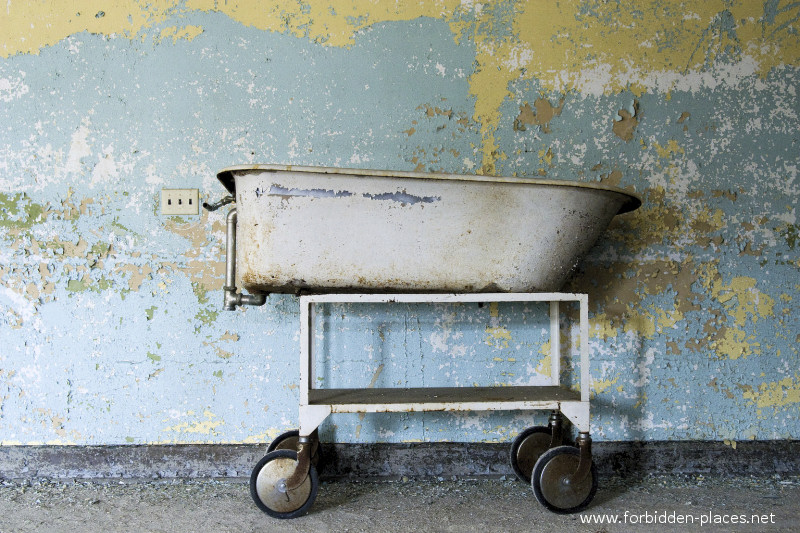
[216, 164, 642, 214]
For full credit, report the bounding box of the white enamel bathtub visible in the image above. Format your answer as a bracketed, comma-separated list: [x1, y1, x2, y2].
[214, 165, 640, 294]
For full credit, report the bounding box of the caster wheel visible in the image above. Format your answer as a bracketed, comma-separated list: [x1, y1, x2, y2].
[531, 445, 598, 514]
[267, 429, 322, 469]
[250, 450, 319, 519]
[510, 426, 552, 484]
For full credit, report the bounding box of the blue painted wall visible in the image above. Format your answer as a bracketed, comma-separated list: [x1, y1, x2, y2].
[1, 1, 798, 446]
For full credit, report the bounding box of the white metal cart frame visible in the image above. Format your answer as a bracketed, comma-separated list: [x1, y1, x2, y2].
[297, 292, 591, 437]
[249, 291, 598, 518]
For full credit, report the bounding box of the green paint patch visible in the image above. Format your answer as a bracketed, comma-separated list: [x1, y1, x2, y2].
[213, 370, 223, 379]
[125, 436, 135, 443]
[110, 219, 135, 237]
[781, 223, 798, 250]
[192, 282, 210, 304]
[66, 274, 118, 295]
[145, 306, 158, 320]
[66, 279, 89, 292]
[147, 352, 161, 362]
[195, 308, 219, 326]
[90, 242, 112, 256]
[0, 192, 47, 229]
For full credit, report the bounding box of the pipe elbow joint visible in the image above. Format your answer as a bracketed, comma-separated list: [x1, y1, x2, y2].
[240, 291, 268, 307]
[223, 286, 267, 310]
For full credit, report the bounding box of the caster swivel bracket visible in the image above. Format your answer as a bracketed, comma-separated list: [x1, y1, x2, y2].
[568, 432, 593, 485]
[284, 436, 314, 491]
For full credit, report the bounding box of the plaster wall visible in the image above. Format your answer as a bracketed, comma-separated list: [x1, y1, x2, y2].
[0, 1, 798, 446]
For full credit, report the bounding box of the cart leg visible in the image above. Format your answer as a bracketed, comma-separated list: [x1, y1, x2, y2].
[548, 411, 563, 448]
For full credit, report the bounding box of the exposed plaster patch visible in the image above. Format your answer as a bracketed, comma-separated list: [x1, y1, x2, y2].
[0, 74, 29, 102]
[65, 122, 92, 176]
[513, 97, 565, 133]
[613, 100, 640, 142]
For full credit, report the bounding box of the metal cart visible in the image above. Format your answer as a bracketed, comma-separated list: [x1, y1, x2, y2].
[202, 162, 638, 519]
[249, 291, 598, 518]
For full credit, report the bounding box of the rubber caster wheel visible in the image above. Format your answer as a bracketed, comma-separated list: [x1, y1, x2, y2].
[267, 429, 322, 469]
[531, 445, 598, 514]
[250, 449, 319, 519]
[510, 426, 553, 484]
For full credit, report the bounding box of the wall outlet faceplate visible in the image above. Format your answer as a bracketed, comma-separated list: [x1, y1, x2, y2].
[161, 189, 199, 215]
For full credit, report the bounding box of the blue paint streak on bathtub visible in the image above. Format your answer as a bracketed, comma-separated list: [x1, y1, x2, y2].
[362, 190, 441, 205]
[264, 185, 354, 199]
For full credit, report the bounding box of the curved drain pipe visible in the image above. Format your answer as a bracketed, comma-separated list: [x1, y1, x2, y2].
[222, 208, 267, 310]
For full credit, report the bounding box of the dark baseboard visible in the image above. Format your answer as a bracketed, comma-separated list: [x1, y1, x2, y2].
[1, 441, 798, 481]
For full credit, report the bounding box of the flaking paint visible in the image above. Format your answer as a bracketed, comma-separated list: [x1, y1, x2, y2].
[0, 1, 798, 446]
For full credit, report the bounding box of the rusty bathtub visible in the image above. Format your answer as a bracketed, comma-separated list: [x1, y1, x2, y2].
[210, 164, 640, 296]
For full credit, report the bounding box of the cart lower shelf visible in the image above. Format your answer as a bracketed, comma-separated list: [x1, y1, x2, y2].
[309, 385, 580, 412]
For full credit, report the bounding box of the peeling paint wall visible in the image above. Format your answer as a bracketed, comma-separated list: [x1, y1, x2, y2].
[1, 1, 798, 446]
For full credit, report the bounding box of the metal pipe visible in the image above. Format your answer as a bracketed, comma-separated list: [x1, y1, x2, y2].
[202, 194, 235, 212]
[223, 208, 267, 310]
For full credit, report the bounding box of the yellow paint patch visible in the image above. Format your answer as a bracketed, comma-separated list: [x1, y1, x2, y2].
[484, 327, 511, 349]
[590, 312, 619, 341]
[536, 353, 552, 378]
[158, 25, 204, 44]
[484, 301, 511, 348]
[164, 410, 223, 435]
[743, 375, 800, 409]
[189, 0, 462, 47]
[622, 304, 685, 339]
[654, 139, 685, 159]
[712, 276, 776, 328]
[243, 428, 280, 444]
[624, 309, 657, 338]
[700, 264, 776, 359]
[593, 376, 619, 394]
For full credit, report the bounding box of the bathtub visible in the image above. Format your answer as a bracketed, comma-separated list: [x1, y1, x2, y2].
[214, 165, 640, 294]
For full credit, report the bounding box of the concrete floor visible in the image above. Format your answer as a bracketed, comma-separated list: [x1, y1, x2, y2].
[0, 475, 797, 533]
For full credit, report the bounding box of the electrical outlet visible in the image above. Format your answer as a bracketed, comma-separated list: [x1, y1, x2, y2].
[161, 189, 199, 215]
